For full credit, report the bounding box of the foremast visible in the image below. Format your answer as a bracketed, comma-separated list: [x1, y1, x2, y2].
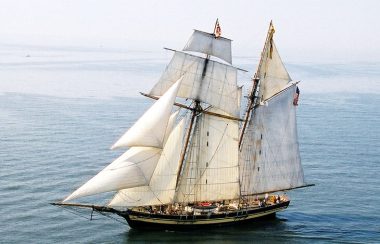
[173, 20, 241, 205]
[175, 100, 200, 188]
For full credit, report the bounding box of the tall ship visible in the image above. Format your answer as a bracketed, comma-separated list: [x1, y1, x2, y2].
[53, 20, 313, 230]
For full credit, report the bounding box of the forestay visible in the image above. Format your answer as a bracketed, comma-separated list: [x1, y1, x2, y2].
[239, 84, 306, 195]
[109, 118, 186, 207]
[150, 51, 240, 117]
[183, 30, 232, 64]
[175, 108, 240, 203]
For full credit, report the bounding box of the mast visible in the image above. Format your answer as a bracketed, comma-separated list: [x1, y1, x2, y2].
[238, 21, 275, 148]
[175, 17, 213, 192]
[175, 19, 219, 189]
[175, 101, 199, 188]
[238, 21, 310, 198]
[174, 20, 240, 203]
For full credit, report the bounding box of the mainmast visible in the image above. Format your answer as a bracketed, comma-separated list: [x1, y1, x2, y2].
[238, 22, 312, 197]
[239, 21, 275, 148]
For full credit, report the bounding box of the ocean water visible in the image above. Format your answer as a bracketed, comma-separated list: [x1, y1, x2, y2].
[0, 45, 379, 243]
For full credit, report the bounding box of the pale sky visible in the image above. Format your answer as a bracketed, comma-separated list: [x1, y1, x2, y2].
[0, 0, 379, 61]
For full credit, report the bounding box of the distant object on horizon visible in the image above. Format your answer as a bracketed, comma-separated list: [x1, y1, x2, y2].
[52, 20, 313, 230]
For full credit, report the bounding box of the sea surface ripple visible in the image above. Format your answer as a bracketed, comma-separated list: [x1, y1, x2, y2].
[0, 46, 379, 243]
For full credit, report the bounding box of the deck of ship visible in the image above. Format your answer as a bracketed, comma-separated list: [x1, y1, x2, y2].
[117, 200, 290, 230]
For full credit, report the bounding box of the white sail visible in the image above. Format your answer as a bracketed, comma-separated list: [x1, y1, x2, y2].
[239, 84, 306, 195]
[111, 77, 182, 150]
[109, 118, 186, 207]
[175, 108, 240, 203]
[63, 147, 161, 202]
[183, 29, 232, 64]
[163, 110, 179, 145]
[258, 37, 291, 101]
[150, 51, 240, 117]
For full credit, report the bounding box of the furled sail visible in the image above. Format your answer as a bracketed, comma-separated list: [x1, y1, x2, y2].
[111, 77, 183, 150]
[239, 84, 306, 195]
[108, 118, 186, 207]
[149, 51, 240, 117]
[63, 147, 161, 202]
[175, 108, 240, 203]
[257, 24, 291, 101]
[183, 29, 232, 64]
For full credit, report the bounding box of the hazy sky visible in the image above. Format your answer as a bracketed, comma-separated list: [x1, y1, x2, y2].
[0, 0, 379, 61]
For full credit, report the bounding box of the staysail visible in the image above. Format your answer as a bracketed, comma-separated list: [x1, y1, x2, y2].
[63, 147, 161, 202]
[109, 118, 186, 207]
[239, 84, 306, 195]
[63, 80, 182, 202]
[111, 77, 183, 149]
[163, 110, 179, 145]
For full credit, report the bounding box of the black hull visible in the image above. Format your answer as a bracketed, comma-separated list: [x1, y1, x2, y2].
[118, 201, 290, 230]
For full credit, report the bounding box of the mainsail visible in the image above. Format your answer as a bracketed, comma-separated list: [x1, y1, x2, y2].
[239, 22, 306, 196]
[239, 84, 306, 195]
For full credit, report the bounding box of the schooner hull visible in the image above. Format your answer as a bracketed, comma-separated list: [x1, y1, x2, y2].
[120, 201, 290, 230]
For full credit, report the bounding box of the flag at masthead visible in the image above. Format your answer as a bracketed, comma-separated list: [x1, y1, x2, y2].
[214, 18, 222, 38]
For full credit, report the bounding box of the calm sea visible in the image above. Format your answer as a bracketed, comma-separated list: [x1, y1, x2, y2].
[0, 45, 379, 243]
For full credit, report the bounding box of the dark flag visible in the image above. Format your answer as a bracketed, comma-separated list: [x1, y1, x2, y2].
[293, 87, 300, 106]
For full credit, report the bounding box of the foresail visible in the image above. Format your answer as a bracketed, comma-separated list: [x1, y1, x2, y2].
[63, 147, 161, 202]
[239, 84, 306, 195]
[175, 108, 240, 203]
[183, 29, 232, 64]
[108, 118, 186, 207]
[149, 51, 240, 117]
[111, 77, 182, 150]
[256, 24, 291, 101]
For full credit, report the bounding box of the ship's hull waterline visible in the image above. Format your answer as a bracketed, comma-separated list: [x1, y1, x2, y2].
[119, 201, 290, 230]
